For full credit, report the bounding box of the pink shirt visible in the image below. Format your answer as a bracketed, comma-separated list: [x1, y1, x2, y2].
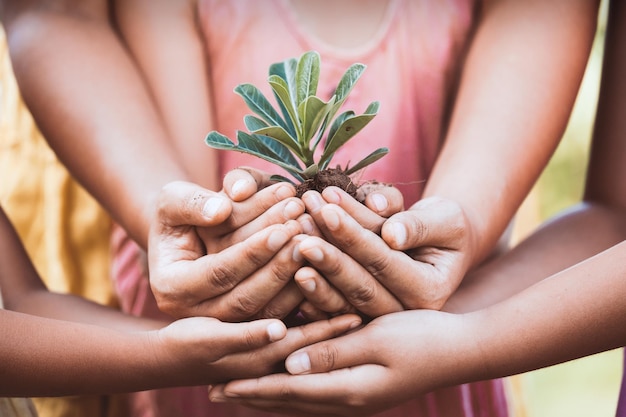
[199, 0, 474, 206]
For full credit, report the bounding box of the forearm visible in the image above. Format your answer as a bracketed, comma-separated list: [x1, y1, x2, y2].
[0, 310, 171, 397]
[1, 2, 188, 247]
[446, 201, 626, 313]
[458, 242, 626, 384]
[423, 0, 599, 266]
[114, 0, 219, 188]
[8, 290, 166, 332]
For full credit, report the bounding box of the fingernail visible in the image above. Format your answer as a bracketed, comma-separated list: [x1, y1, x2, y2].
[203, 197, 226, 220]
[321, 206, 340, 231]
[299, 216, 314, 235]
[284, 200, 302, 219]
[390, 222, 407, 246]
[299, 279, 316, 293]
[349, 319, 362, 330]
[370, 193, 388, 212]
[304, 192, 323, 213]
[276, 183, 294, 200]
[209, 394, 226, 403]
[292, 244, 303, 262]
[267, 322, 285, 342]
[231, 179, 248, 197]
[303, 247, 323, 262]
[286, 352, 311, 375]
[267, 230, 288, 251]
[323, 188, 341, 204]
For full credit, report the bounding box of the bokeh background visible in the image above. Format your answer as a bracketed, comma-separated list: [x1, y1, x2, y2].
[0, 1, 622, 416]
[509, 1, 624, 416]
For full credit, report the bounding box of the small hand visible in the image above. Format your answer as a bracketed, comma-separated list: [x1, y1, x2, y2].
[207, 310, 470, 416]
[154, 313, 362, 386]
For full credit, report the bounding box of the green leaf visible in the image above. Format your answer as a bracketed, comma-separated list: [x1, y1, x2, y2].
[302, 163, 319, 179]
[249, 132, 303, 172]
[344, 147, 389, 176]
[205, 131, 237, 149]
[251, 125, 303, 159]
[295, 51, 320, 106]
[205, 131, 304, 180]
[298, 95, 335, 148]
[269, 58, 298, 104]
[319, 101, 380, 168]
[324, 63, 366, 123]
[234, 84, 289, 131]
[269, 174, 297, 185]
[334, 63, 366, 102]
[243, 115, 269, 131]
[325, 110, 355, 149]
[268, 74, 300, 139]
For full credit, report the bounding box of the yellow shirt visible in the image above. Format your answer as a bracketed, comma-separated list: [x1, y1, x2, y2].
[0, 27, 127, 417]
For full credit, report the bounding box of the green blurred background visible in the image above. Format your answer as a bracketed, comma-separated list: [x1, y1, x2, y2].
[509, 1, 623, 415]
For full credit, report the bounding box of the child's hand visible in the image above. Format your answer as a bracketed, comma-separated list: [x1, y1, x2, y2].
[148, 179, 307, 321]
[207, 309, 472, 416]
[152, 313, 362, 386]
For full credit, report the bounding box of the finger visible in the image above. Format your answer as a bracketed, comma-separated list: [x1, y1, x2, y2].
[252, 314, 362, 364]
[203, 196, 305, 252]
[285, 328, 379, 375]
[221, 319, 288, 352]
[297, 301, 331, 322]
[182, 317, 288, 359]
[294, 266, 356, 316]
[296, 236, 403, 317]
[296, 213, 321, 237]
[210, 369, 384, 416]
[254, 282, 305, 320]
[318, 187, 387, 234]
[204, 237, 304, 321]
[360, 183, 405, 217]
[206, 182, 297, 237]
[222, 167, 276, 201]
[307, 204, 452, 310]
[382, 197, 467, 250]
[151, 221, 301, 317]
[155, 181, 233, 228]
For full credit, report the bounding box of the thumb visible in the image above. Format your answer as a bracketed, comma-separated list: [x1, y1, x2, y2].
[285, 331, 368, 375]
[381, 197, 466, 250]
[155, 181, 233, 228]
[216, 319, 287, 356]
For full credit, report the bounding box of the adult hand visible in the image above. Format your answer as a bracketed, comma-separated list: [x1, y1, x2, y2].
[154, 313, 362, 386]
[296, 192, 473, 315]
[148, 179, 308, 321]
[207, 310, 472, 416]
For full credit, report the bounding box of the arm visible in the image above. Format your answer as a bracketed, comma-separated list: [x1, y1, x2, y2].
[207, 241, 626, 416]
[112, 0, 218, 188]
[0, 1, 306, 320]
[446, 0, 626, 313]
[294, 0, 601, 314]
[385, 0, 601, 306]
[0, 203, 362, 397]
[0, 0, 186, 247]
[204, 3, 626, 413]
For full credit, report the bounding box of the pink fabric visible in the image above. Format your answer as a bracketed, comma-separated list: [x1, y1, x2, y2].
[110, 0, 511, 415]
[201, 0, 475, 206]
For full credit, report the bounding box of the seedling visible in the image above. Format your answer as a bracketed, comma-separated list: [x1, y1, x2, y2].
[205, 50, 388, 198]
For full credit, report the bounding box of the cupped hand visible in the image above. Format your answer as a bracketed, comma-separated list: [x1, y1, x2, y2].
[148, 179, 308, 320]
[296, 193, 474, 314]
[207, 309, 474, 416]
[154, 313, 362, 387]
